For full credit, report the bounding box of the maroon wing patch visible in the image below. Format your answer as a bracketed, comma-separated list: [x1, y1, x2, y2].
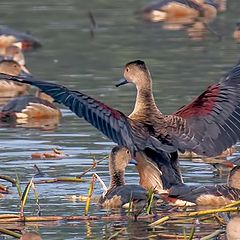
[172, 63, 240, 157]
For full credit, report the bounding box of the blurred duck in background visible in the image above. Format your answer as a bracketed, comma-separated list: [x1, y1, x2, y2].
[139, 0, 223, 40]
[0, 26, 41, 51]
[3, 45, 28, 68]
[233, 23, 240, 43]
[140, 0, 219, 25]
[0, 59, 30, 98]
[0, 89, 61, 130]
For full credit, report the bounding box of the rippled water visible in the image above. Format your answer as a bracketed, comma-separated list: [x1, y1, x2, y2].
[0, 0, 240, 239]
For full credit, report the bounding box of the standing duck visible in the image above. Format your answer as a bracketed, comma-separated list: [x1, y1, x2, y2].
[1, 60, 240, 160]
[167, 166, 240, 206]
[98, 146, 153, 208]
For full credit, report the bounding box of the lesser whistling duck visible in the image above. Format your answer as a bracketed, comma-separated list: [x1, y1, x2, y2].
[3, 45, 27, 67]
[226, 216, 240, 240]
[233, 23, 240, 43]
[98, 146, 153, 208]
[20, 231, 42, 240]
[0, 35, 18, 55]
[0, 59, 30, 97]
[0, 90, 60, 120]
[0, 26, 41, 51]
[141, 0, 218, 24]
[0, 90, 61, 130]
[1, 60, 240, 160]
[167, 166, 240, 206]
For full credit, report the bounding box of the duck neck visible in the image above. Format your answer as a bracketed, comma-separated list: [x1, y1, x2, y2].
[132, 78, 157, 115]
[109, 170, 125, 188]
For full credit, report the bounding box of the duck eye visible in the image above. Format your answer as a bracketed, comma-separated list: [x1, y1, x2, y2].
[126, 150, 130, 154]
[126, 67, 129, 72]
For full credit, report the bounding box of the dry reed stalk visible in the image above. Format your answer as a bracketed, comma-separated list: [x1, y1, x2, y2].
[84, 174, 96, 215]
[33, 177, 86, 184]
[150, 206, 240, 227]
[0, 213, 156, 223]
[0, 175, 16, 184]
[77, 155, 107, 178]
[0, 227, 21, 238]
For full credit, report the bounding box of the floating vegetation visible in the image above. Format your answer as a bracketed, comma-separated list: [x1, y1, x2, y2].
[31, 148, 67, 160]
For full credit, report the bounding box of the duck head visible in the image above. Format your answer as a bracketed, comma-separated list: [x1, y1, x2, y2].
[116, 60, 152, 89]
[5, 45, 26, 66]
[0, 59, 31, 77]
[109, 146, 132, 173]
[109, 146, 132, 188]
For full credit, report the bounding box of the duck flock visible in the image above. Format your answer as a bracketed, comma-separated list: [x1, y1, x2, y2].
[0, 0, 240, 239]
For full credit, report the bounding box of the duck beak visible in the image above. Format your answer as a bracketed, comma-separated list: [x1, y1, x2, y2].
[115, 78, 128, 87]
[129, 159, 137, 165]
[19, 65, 32, 78]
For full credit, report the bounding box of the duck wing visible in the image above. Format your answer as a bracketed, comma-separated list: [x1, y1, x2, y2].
[0, 74, 176, 154]
[168, 184, 240, 204]
[168, 63, 240, 157]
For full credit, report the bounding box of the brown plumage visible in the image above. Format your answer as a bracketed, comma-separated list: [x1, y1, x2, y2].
[98, 146, 151, 208]
[4, 45, 27, 67]
[168, 166, 240, 206]
[0, 88, 61, 131]
[0, 26, 41, 51]
[226, 216, 240, 240]
[20, 232, 42, 240]
[116, 60, 240, 157]
[135, 150, 182, 193]
[0, 59, 29, 96]
[140, 0, 218, 24]
[234, 23, 240, 43]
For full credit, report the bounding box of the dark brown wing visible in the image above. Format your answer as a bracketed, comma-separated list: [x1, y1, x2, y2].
[167, 63, 240, 157]
[168, 184, 240, 203]
[0, 74, 176, 154]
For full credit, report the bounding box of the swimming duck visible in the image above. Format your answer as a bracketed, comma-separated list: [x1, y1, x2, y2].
[0, 35, 18, 54]
[140, 0, 218, 24]
[3, 45, 27, 67]
[0, 59, 30, 97]
[167, 166, 240, 206]
[0, 26, 41, 51]
[0, 90, 61, 130]
[233, 23, 240, 43]
[0, 60, 240, 158]
[98, 146, 153, 208]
